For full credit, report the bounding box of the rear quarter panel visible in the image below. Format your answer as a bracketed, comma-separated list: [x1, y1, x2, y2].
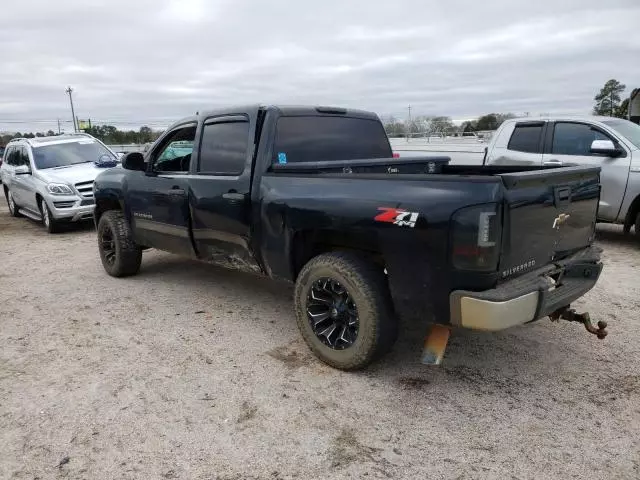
[257, 173, 503, 324]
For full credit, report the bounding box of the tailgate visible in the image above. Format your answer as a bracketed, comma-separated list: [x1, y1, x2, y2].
[498, 166, 600, 280]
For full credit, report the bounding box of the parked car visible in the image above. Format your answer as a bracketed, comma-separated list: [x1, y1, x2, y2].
[0, 133, 119, 232]
[93, 105, 604, 370]
[396, 116, 640, 237]
[0, 146, 4, 184]
[629, 88, 640, 125]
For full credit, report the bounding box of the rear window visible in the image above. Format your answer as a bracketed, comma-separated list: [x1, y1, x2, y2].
[507, 123, 544, 153]
[198, 121, 249, 175]
[273, 116, 391, 164]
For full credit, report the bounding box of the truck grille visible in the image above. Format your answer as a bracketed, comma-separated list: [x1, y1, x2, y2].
[75, 181, 94, 199]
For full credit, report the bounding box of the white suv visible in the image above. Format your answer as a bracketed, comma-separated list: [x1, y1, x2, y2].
[0, 133, 119, 233]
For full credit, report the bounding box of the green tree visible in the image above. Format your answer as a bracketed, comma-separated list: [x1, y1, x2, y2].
[428, 116, 456, 134]
[475, 114, 499, 131]
[593, 79, 626, 116]
[139, 126, 153, 143]
[461, 120, 477, 132]
[615, 98, 629, 119]
[383, 116, 406, 137]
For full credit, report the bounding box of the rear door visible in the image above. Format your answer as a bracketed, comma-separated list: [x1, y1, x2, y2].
[10, 147, 33, 208]
[126, 123, 195, 255]
[486, 121, 546, 165]
[187, 113, 261, 273]
[541, 121, 631, 222]
[2, 147, 18, 200]
[498, 166, 600, 280]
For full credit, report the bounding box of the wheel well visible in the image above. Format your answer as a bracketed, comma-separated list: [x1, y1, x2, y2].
[292, 230, 383, 279]
[35, 193, 44, 212]
[624, 194, 640, 228]
[95, 197, 121, 223]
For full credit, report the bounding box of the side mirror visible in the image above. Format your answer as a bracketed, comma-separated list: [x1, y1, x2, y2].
[122, 152, 146, 171]
[590, 139, 621, 157]
[14, 165, 31, 175]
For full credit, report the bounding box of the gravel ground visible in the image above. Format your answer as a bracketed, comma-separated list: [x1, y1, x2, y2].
[1, 201, 639, 480]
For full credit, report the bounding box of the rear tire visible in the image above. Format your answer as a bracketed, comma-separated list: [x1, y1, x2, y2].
[40, 198, 61, 233]
[294, 252, 397, 371]
[97, 210, 142, 277]
[5, 189, 21, 217]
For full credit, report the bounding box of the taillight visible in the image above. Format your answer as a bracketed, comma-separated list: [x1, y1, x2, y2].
[451, 203, 501, 271]
[392, 152, 400, 158]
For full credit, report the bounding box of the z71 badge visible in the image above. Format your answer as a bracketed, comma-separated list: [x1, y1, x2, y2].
[374, 208, 419, 228]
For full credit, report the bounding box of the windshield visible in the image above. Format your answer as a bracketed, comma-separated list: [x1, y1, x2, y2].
[32, 139, 116, 169]
[602, 119, 640, 149]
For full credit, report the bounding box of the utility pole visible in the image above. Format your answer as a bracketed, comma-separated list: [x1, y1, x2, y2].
[57, 118, 61, 135]
[66, 86, 77, 132]
[407, 105, 412, 142]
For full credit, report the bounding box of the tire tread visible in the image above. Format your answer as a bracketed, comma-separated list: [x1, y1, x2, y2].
[98, 210, 142, 277]
[294, 252, 397, 370]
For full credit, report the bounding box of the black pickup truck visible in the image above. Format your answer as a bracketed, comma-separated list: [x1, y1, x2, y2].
[93, 105, 605, 370]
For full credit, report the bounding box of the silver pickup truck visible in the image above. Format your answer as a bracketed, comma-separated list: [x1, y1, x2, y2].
[393, 116, 640, 237]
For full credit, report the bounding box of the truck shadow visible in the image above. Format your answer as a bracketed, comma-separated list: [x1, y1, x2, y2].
[135, 251, 610, 393]
[595, 224, 638, 247]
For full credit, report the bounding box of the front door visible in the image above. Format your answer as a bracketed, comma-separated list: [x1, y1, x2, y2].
[187, 114, 261, 273]
[126, 123, 196, 256]
[10, 146, 38, 212]
[542, 121, 631, 222]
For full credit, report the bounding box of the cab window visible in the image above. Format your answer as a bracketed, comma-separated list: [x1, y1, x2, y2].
[151, 125, 196, 173]
[552, 123, 612, 156]
[507, 123, 544, 153]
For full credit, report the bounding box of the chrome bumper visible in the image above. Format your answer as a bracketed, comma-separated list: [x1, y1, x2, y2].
[449, 249, 603, 331]
[50, 198, 95, 222]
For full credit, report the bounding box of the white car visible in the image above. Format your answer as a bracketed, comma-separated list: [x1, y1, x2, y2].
[0, 133, 119, 233]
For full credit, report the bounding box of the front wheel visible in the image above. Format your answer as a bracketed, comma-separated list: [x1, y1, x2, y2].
[6, 189, 21, 217]
[294, 252, 397, 370]
[97, 210, 142, 277]
[40, 198, 61, 233]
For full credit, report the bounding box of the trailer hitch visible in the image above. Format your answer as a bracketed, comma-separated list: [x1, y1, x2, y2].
[549, 307, 608, 339]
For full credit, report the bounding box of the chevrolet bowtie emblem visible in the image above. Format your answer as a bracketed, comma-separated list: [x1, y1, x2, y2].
[553, 213, 570, 229]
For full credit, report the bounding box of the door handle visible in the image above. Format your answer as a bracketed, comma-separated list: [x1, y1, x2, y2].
[222, 192, 245, 202]
[153, 189, 186, 196]
[544, 160, 562, 166]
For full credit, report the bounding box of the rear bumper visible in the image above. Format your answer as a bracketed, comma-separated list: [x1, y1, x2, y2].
[449, 246, 603, 331]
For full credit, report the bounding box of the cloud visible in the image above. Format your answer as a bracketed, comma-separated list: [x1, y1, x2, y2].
[0, 0, 639, 132]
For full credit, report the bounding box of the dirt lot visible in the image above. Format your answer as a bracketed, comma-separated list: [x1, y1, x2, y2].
[1, 201, 639, 480]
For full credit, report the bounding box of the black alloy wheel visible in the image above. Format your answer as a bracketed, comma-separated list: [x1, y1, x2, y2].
[307, 278, 359, 350]
[100, 225, 116, 266]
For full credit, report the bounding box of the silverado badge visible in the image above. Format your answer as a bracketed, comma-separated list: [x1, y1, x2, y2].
[553, 213, 570, 230]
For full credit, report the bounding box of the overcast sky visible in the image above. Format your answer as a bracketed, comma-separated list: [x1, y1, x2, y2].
[1, 0, 639, 132]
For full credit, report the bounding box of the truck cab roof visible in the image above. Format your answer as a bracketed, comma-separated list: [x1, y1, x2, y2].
[503, 115, 624, 126]
[170, 105, 380, 130]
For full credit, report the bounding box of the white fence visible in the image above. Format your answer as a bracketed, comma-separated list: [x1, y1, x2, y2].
[107, 144, 146, 153]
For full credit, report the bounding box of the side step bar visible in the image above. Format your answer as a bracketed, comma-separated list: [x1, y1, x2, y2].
[18, 208, 43, 222]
